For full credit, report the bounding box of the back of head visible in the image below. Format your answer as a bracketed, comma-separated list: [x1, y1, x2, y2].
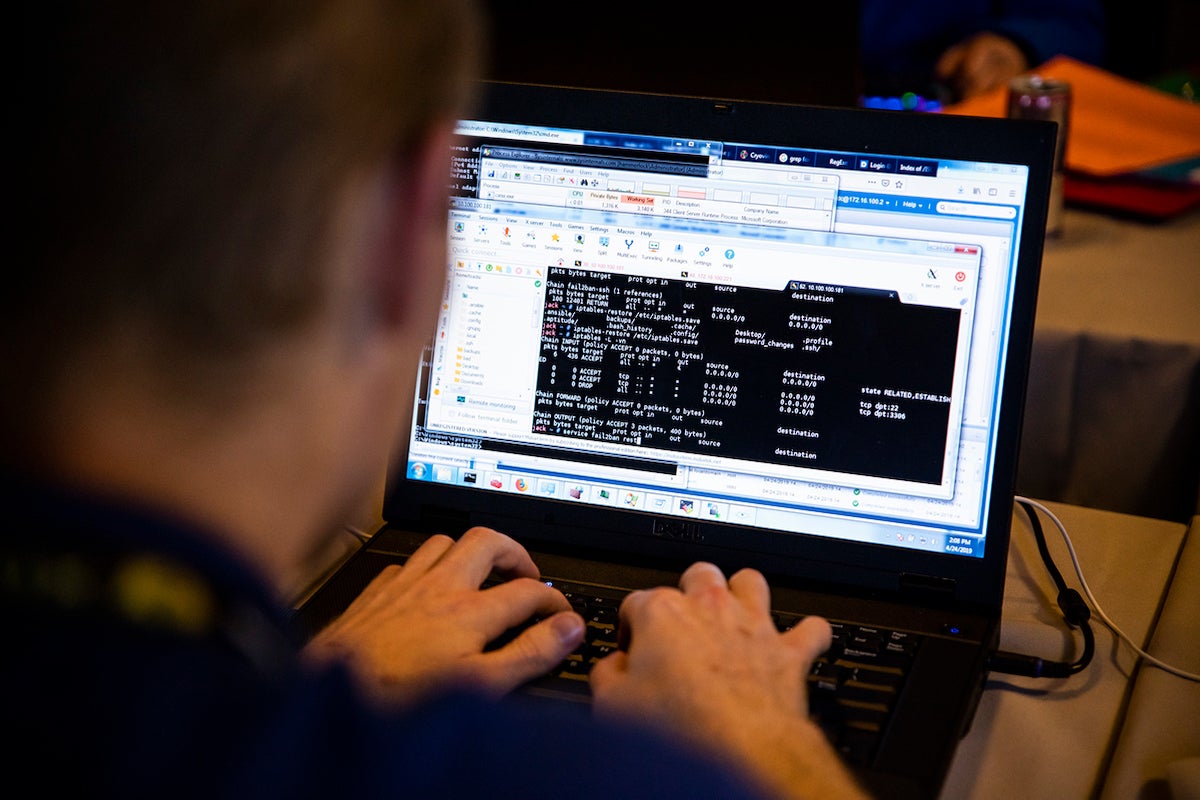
[9, 0, 484, 465]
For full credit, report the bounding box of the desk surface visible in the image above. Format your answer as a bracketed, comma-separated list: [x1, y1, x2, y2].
[1035, 207, 1200, 345]
[1016, 206, 1200, 521]
[942, 500, 1191, 799]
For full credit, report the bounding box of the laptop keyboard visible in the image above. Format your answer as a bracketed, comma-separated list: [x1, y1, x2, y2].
[494, 577, 920, 766]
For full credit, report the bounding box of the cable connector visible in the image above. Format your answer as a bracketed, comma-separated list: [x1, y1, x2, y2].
[1057, 588, 1090, 627]
[989, 650, 1078, 679]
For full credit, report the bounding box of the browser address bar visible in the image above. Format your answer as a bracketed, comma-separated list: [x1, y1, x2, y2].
[935, 201, 1016, 219]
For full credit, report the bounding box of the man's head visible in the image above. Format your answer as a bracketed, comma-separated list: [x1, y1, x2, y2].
[11, 1, 484, 581]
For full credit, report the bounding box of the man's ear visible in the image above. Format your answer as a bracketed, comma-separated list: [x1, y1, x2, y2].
[368, 120, 457, 330]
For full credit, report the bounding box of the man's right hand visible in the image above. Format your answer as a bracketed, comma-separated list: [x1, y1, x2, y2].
[589, 562, 871, 800]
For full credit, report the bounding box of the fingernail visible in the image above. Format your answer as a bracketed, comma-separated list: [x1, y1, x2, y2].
[551, 612, 584, 645]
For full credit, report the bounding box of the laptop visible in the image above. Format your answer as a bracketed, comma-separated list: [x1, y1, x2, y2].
[295, 80, 1055, 799]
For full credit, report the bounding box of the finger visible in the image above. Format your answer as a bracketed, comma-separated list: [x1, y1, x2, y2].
[468, 610, 585, 695]
[397, 533, 455, 576]
[343, 534, 456, 608]
[615, 587, 671, 650]
[727, 567, 770, 611]
[338, 561, 408, 612]
[478, 577, 573, 639]
[588, 647, 628, 695]
[678, 561, 727, 594]
[781, 615, 834, 663]
[431, 526, 540, 587]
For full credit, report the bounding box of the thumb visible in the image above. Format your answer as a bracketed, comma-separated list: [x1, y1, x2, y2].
[470, 610, 585, 695]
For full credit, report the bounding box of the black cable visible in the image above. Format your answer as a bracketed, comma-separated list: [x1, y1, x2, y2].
[988, 500, 1094, 679]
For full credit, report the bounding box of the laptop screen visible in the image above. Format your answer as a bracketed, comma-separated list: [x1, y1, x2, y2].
[398, 83, 1049, 569]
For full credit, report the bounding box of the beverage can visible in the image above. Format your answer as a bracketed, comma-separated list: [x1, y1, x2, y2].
[1008, 76, 1071, 236]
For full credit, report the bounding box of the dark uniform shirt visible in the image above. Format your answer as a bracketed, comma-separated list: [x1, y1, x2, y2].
[1, 476, 766, 798]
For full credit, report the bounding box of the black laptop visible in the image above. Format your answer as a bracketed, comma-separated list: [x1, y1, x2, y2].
[295, 80, 1055, 799]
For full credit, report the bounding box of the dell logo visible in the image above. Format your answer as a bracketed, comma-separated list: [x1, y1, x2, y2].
[652, 518, 704, 542]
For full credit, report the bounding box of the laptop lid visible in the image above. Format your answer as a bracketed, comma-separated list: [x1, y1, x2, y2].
[385, 81, 1054, 614]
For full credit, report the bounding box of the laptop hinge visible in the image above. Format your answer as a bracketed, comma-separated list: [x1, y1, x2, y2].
[899, 572, 957, 599]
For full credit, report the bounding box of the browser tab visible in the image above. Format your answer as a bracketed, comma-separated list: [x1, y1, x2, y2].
[815, 153, 857, 170]
[896, 158, 938, 176]
[856, 156, 897, 173]
[730, 146, 778, 163]
[778, 149, 817, 167]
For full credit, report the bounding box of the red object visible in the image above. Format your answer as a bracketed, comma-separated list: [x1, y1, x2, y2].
[1064, 172, 1200, 220]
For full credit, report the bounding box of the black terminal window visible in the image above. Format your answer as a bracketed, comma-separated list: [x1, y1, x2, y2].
[533, 268, 961, 485]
